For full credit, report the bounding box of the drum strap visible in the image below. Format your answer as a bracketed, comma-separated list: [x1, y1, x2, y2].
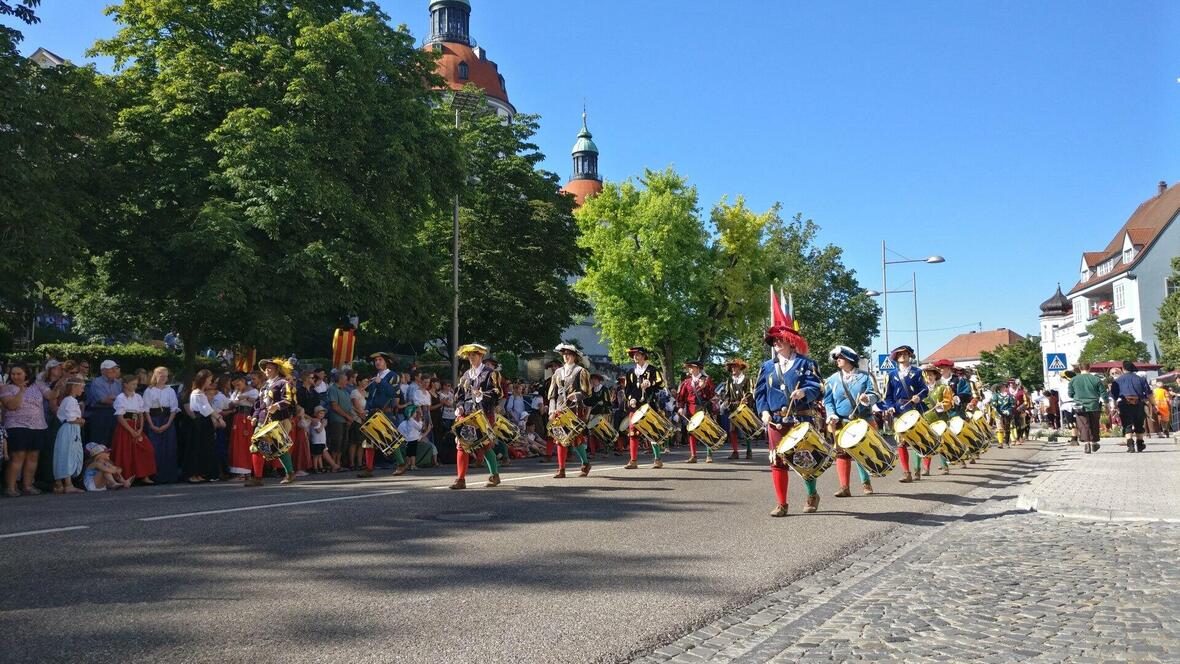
[838, 375, 866, 419]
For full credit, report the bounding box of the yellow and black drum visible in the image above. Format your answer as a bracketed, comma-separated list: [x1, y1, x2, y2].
[969, 410, 992, 445]
[250, 420, 293, 461]
[893, 409, 941, 456]
[628, 404, 675, 447]
[836, 419, 897, 477]
[547, 409, 587, 447]
[775, 422, 833, 481]
[360, 411, 406, 457]
[687, 411, 728, 451]
[588, 414, 618, 444]
[492, 415, 521, 447]
[452, 410, 493, 454]
[949, 416, 985, 457]
[931, 420, 969, 463]
[729, 403, 766, 438]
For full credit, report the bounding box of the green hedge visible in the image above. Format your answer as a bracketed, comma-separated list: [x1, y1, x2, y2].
[26, 343, 221, 374]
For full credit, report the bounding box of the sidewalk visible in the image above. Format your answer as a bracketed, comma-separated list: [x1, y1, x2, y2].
[1016, 435, 1180, 522]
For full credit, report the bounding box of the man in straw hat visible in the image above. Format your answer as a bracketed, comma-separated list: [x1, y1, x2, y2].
[358, 352, 399, 478]
[450, 343, 503, 489]
[755, 324, 821, 517]
[720, 357, 755, 460]
[619, 347, 665, 470]
[247, 358, 297, 486]
[677, 359, 717, 464]
[880, 345, 928, 485]
[547, 344, 592, 478]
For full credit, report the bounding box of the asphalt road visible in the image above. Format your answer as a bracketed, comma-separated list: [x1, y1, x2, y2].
[0, 442, 1047, 663]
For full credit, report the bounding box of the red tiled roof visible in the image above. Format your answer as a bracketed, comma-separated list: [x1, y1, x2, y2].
[428, 42, 513, 109]
[1068, 181, 1180, 295]
[561, 179, 603, 208]
[921, 329, 1026, 364]
[1082, 252, 1106, 267]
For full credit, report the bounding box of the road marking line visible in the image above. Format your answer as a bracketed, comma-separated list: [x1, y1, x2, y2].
[0, 525, 90, 539]
[138, 490, 406, 522]
[431, 464, 631, 489]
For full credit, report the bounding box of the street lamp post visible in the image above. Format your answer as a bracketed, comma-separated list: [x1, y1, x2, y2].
[448, 91, 483, 386]
[873, 241, 944, 363]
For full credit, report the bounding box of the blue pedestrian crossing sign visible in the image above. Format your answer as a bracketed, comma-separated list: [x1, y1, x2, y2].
[1046, 353, 1068, 372]
[878, 354, 895, 371]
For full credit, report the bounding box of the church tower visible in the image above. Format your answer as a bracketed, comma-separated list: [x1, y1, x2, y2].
[561, 111, 604, 208]
[425, 1, 515, 118]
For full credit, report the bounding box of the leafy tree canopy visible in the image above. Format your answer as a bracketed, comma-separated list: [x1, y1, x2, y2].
[1078, 313, 1151, 366]
[977, 336, 1045, 390]
[1155, 257, 1180, 369]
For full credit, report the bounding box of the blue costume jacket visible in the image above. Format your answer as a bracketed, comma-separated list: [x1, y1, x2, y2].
[881, 365, 928, 414]
[755, 354, 821, 424]
[822, 370, 881, 423]
[366, 370, 398, 412]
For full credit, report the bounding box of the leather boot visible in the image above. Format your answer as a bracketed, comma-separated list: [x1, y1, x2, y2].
[579, 463, 591, 477]
[914, 466, 922, 480]
[624, 460, 638, 469]
[280, 473, 296, 485]
[1084, 443, 1092, 454]
[1127, 440, 1136, 453]
[553, 468, 566, 479]
[1137, 440, 1146, 452]
[652, 459, 664, 469]
[485, 474, 501, 487]
[393, 465, 407, 476]
[686, 456, 698, 464]
[356, 469, 373, 478]
[899, 472, 913, 483]
[728, 451, 739, 460]
[746, 450, 752, 460]
[705, 455, 714, 463]
[862, 481, 874, 495]
[244, 477, 263, 487]
[449, 477, 466, 490]
[803, 494, 819, 513]
[833, 486, 851, 498]
[770, 503, 789, 517]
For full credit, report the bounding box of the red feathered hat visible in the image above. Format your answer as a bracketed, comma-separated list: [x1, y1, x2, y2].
[764, 325, 809, 356]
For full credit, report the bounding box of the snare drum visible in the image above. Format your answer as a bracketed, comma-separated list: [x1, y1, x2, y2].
[894, 409, 941, 457]
[931, 420, 969, 463]
[250, 420, 293, 461]
[628, 404, 675, 446]
[836, 419, 897, 477]
[360, 411, 406, 457]
[588, 414, 618, 444]
[452, 410, 493, 454]
[686, 411, 728, 451]
[775, 422, 833, 481]
[729, 403, 766, 438]
[949, 416, 984, 457]
[493, 415, 522, 446]
[548, 409, 587, 447]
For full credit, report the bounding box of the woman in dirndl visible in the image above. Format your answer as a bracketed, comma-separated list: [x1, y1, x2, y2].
[227, 373, 258, 478]
[185, 370, 221, 483]
[112, 373, 156, 484]
[143, 367, 180, 483]
[52, 376, 87, 493]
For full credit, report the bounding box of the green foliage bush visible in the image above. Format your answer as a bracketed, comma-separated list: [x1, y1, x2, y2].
[34, 343, 220, 373]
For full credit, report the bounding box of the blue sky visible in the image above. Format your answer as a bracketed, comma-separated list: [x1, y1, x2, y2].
[13, 1, 1180, 360]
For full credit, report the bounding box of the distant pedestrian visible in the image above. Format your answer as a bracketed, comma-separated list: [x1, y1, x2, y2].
[1111, 360, 1150, 453]
[1068, 363, 1108, 454]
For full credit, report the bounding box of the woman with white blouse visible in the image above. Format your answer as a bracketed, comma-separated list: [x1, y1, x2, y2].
[227, 373, 259, 478]
[112, 374, 155, 484]
[144, 367, 181, 484]
[185, 370, 221, 483]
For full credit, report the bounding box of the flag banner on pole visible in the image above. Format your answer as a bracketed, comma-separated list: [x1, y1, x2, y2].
[769, 285, 793, 329]
[234, 347, 257, 374]
[332, 328, 356, 369]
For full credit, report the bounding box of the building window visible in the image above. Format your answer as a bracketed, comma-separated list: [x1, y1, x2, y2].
[1114, 283, 1125, 310]
[1074, 300, 1085, 324]
[1167, 277, 1179, 297]
[458, 61, 469, 81]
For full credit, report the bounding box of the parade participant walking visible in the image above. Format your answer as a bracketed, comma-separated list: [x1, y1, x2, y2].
[246, 358, 297, 486]
[823, 346, 880, 507]
[919, 364, 952, 474]
[720, 358, 755, 460]
[621, 347, 665, 470]
[1111, 360, 1151, 452]
[450, 344, 503, 489]
[991, 383, 1017, 448]
[359, 352, 398, 478]
[677, 360, 716, 464]
[584, 373, 612, 459]
[756, 324, 821, 517]
[1068, 363, 1108, 454]
[547, 344, 592, 478]
[881, 345, 927, 485]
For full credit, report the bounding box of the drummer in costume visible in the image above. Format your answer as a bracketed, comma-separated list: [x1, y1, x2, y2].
[677, 360, 717, 463]
[919, 363, 952, 475]
[547, 344, 592, 478]
[540, 359, 561, 462]
[584, 373, 612, 459]
[720, 358, 755, 460]
[450, 343, 503, 490]
[755, 324, 822, 517]
[359, 352, 402, 478]
[823, 346, 881, 501]
[880, 345, 928, 483]
[246, 358, 297, 487]
[621, 347, 665, 470]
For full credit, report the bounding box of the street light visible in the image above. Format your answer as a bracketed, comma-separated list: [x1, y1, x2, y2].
[879, 241, 945, 361]
[447, 91, 484, 386]
[866, 273, 921, 358]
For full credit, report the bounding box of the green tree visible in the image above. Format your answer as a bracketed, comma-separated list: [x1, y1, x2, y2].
[575, 167, 710, 380]
[0, 22, 109, 332]
[429, 90, 587, 358]
[1155, 257, 1180, 369]
[976, 336, 1045, 389]
[1078, 313, 1150, 366]
[57, 1, 461, 371]
[0, 0, 39, 24]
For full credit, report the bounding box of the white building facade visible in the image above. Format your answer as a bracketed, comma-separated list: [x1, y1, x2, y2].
[1040, 180, 1180, 393]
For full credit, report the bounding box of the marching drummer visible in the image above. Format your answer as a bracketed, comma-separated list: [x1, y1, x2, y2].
[880, 345, 928, 484]
[450, 343, 503, 490]
[755, 324, 821, 517]
[823, 346, 881, 505]
[247, 358, 297, 487]
[358, 351, 398, 479]
[621, 347, 665, 470]
[547, 344, 592, 479]
[677, 360, 716, 464]
[585, 373, 613, 459]
[721, 358, 755, 460]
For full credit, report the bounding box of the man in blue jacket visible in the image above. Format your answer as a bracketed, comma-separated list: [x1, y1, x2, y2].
[881, 345, 928, 482]
[823, 345, 881, 501]
[755, 324, 821, 518]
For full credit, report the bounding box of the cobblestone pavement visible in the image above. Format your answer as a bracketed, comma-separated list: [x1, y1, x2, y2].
[634, 442, 1180, 663]
[1018, 436, 1180, 522]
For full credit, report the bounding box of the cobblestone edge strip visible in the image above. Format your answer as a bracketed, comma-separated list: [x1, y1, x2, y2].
[626, 443, 1065, 664]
